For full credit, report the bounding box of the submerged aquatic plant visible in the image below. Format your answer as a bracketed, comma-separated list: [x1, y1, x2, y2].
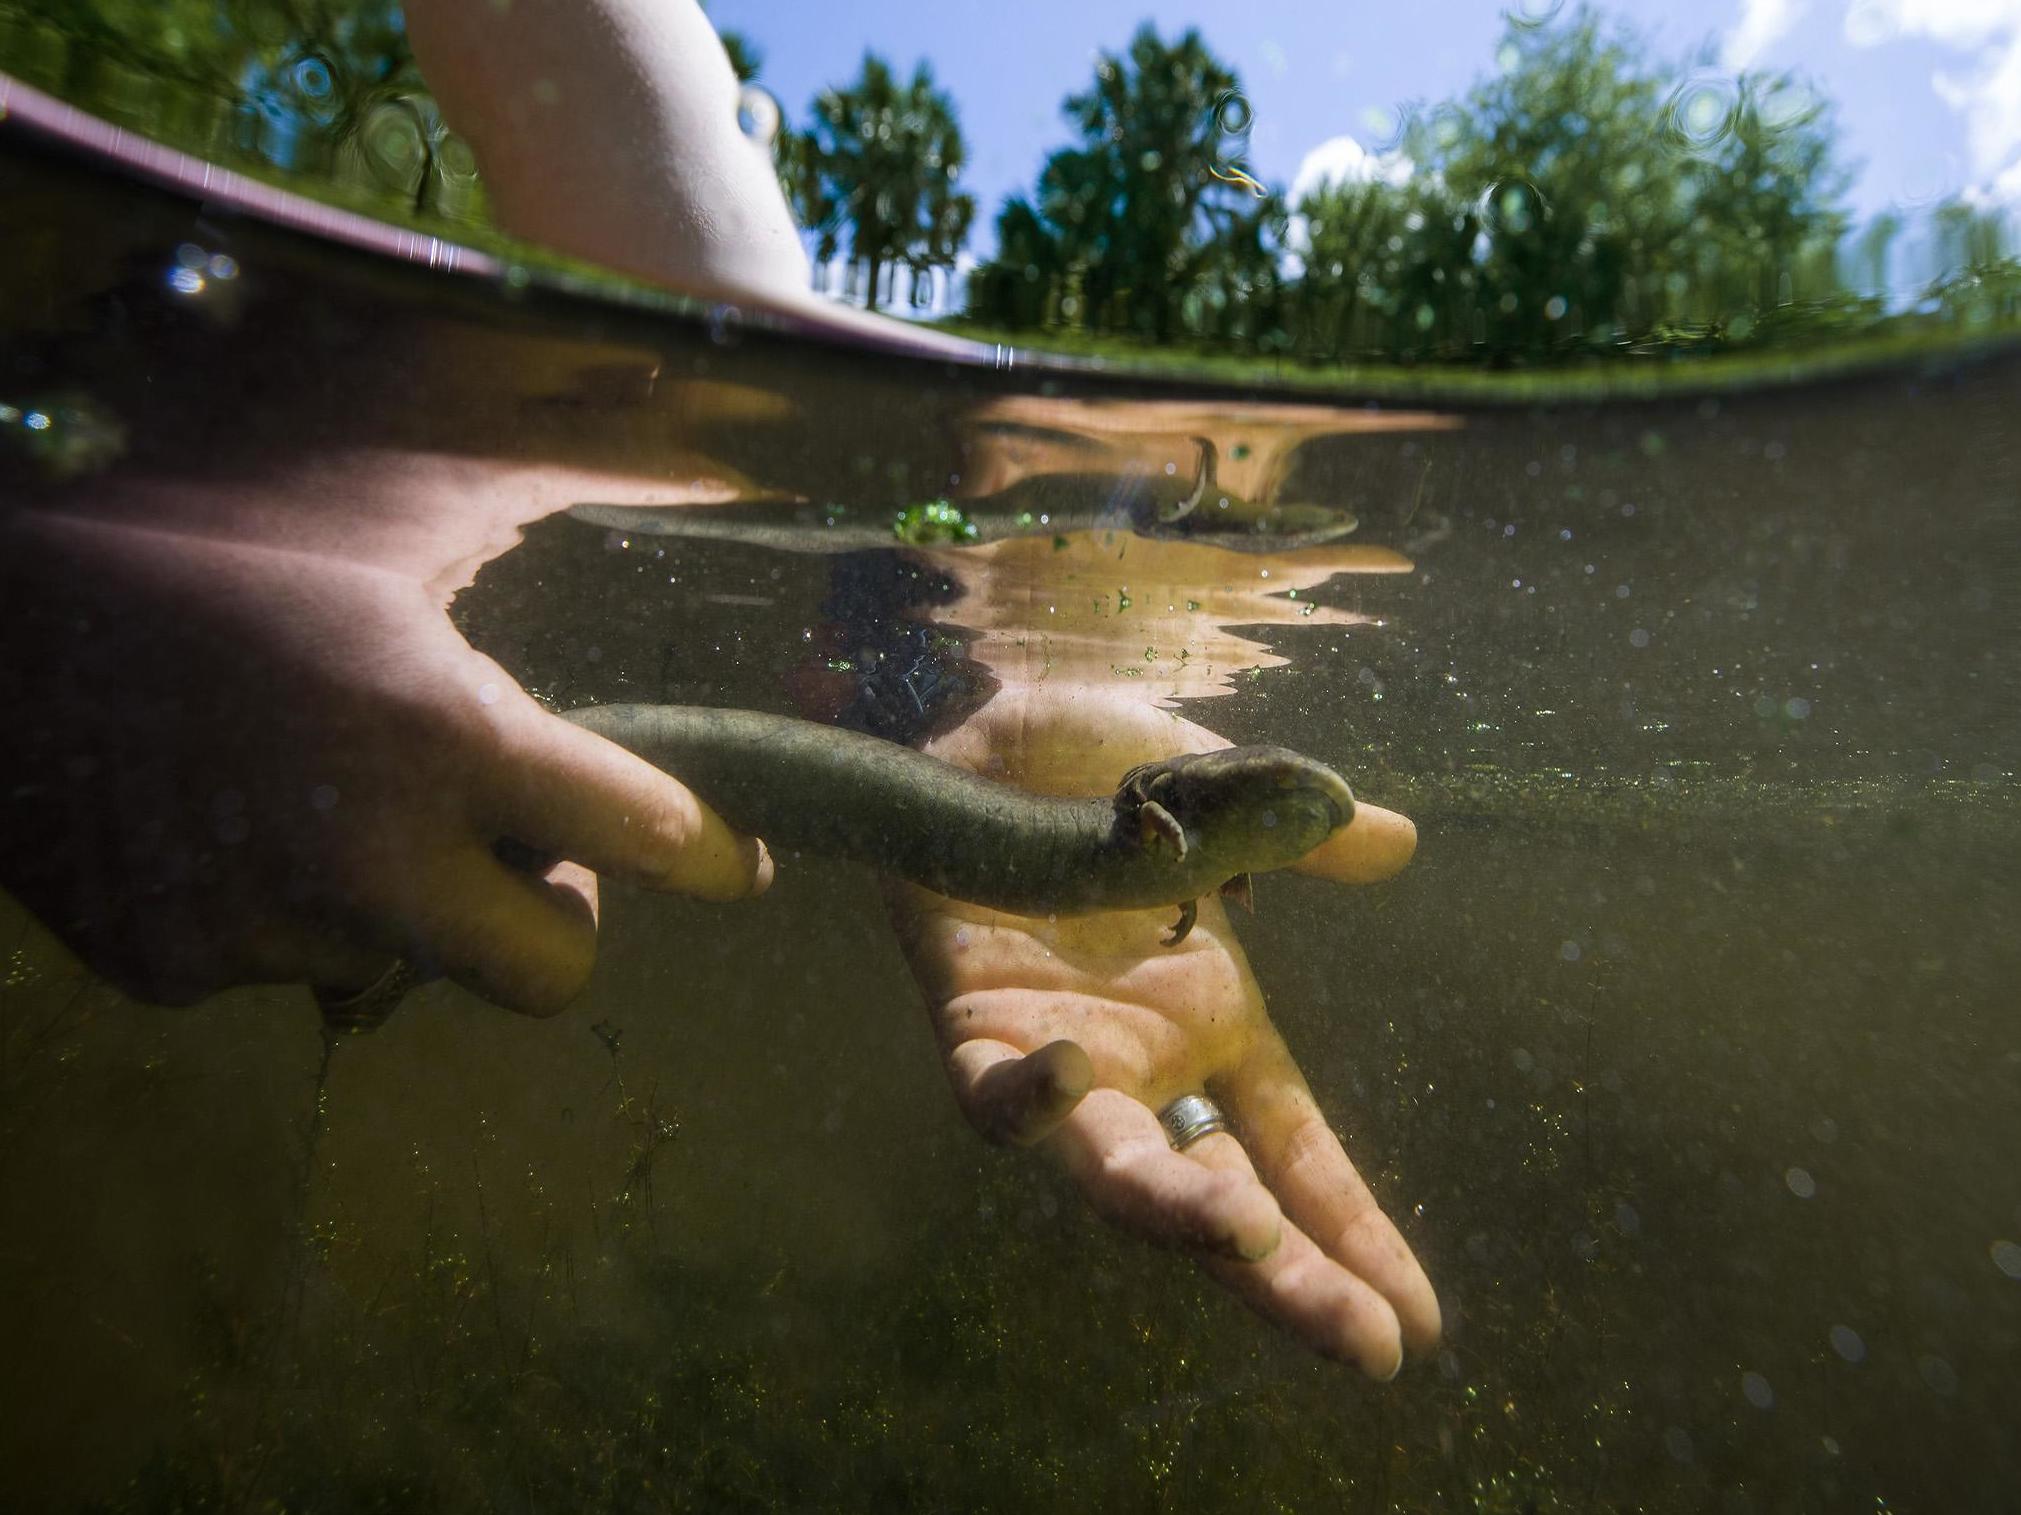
[891, 498, 980, 546]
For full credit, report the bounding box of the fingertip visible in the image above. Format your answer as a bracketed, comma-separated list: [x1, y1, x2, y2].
[1388, 811, 1418, 869]
[1232, 1214, 1284, 1263]
[1362, 1303, 1409, 1381]
[1343, 1307, 1407, 1382]
[1400, 1284, 1445, 1357]
[1297, 801, 1418, 884]
[461, 923, 595, 1020]
[638, 813, 772, 903]
[981, 1039, 1094, 1147]
[543, 860, 601, 928]
[1347, 804, 1416, 881]
[1207, 1174, 1283, 1262]
[410, 854, 599, 1019]
[1031, 1038, 1093, 1105]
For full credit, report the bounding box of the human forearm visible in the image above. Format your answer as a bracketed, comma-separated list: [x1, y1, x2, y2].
[402, 0, 809, 297]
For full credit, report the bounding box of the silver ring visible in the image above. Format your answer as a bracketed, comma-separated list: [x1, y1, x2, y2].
[1158, 1092, 1231, 1151]
[314, 957, 425, 1035]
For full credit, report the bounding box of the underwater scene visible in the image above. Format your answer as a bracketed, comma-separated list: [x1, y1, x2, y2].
[2, 2, 2019, 1511]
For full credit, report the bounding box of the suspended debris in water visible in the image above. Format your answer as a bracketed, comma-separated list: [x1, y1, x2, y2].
[891, 498, 980, 546]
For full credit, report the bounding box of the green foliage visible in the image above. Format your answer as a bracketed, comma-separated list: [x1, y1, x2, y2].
[1381, 11, 1851, 361]
[719, 28, 762, 85]
[964, 7, 1903, 369]
[0, 0, 481, 221]
[796, 54, 975, 310]
[966, 25, 1264, 342]
[891, 498, 979, 546]
[7, 0, 2015, 372]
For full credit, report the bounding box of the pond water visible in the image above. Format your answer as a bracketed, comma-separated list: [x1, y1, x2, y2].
[2, 82, 2019, 1515]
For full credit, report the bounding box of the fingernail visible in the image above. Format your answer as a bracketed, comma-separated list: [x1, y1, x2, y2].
[1232, 1220, 1282, 1262]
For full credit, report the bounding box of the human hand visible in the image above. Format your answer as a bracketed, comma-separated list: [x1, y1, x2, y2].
[0, 513, 771, 1013]
[884, 687, 1440, 1375]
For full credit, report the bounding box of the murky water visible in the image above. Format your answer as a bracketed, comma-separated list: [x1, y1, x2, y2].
[3, 93, 2019, 1515]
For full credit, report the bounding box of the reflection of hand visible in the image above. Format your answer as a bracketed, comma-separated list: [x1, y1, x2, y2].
[884, 689, 1440, 1375]
[0, 515, 770, 1012]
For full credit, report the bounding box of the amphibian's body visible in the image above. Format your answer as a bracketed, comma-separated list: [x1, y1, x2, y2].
[565, 704, 1353, 941]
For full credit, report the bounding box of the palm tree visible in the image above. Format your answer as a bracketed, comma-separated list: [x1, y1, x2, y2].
[802, 55, 975, 310]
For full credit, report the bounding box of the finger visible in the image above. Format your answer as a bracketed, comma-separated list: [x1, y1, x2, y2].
[1220, 1036, 1443, 1354]
[947, 1037, 1093, 1147]
[235, 915, 401, 995]
[542, 858, 600, 929]
[1291, 800, 1417, 884]
[392, 844, 602, 1017]
[1179, 1133, 1410, 1376]
[480, 701, 773, 902]
[1048, 1089, 1282, 1262]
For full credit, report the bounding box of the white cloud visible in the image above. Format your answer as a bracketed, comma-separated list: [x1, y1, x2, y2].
[1288, 135, 1412, 208]
[1281, 136, 1418, 277]
[1847, 0, 2021, 203]
[1724, 0, 1808, 70]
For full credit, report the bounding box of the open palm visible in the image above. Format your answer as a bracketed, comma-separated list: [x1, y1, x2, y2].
[884, 687, 1441, 1376]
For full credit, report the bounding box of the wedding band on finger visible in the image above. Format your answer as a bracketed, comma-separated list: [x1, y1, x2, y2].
[1158, 1092, 1231, 1151]
[314, 957, 427, 1034]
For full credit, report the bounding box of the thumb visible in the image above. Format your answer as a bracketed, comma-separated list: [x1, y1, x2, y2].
[479, 697, 774, 902]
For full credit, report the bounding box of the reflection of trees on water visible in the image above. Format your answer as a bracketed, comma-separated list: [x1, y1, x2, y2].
[0, 0, 481, 220]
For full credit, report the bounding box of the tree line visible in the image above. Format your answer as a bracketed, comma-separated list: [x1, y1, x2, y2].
[6, 0, 2014, 365]
[762, 9, 2017, 364]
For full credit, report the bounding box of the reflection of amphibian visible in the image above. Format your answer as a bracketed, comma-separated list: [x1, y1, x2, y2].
[567, 704, 1352, 943]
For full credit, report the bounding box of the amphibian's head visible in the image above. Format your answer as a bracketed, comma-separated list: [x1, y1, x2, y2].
[1118, 745, 1354, 873]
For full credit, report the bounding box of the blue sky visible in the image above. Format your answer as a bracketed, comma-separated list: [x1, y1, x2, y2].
[714, 0, 2021, 261]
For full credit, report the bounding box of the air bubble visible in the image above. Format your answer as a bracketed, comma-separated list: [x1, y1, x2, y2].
[360, 99, 432, 190]
[1478, 178, 1546, 237]
[291, 54, 335, 100]
[1829, 1324, 1865, 1362]
[737, 84, 781, 145]
[1663, 75, 1737, 156]
[1362, 102, 1410, 153]
[1213, 90, 1254, 138]
[1505, 0, 1565, 28]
